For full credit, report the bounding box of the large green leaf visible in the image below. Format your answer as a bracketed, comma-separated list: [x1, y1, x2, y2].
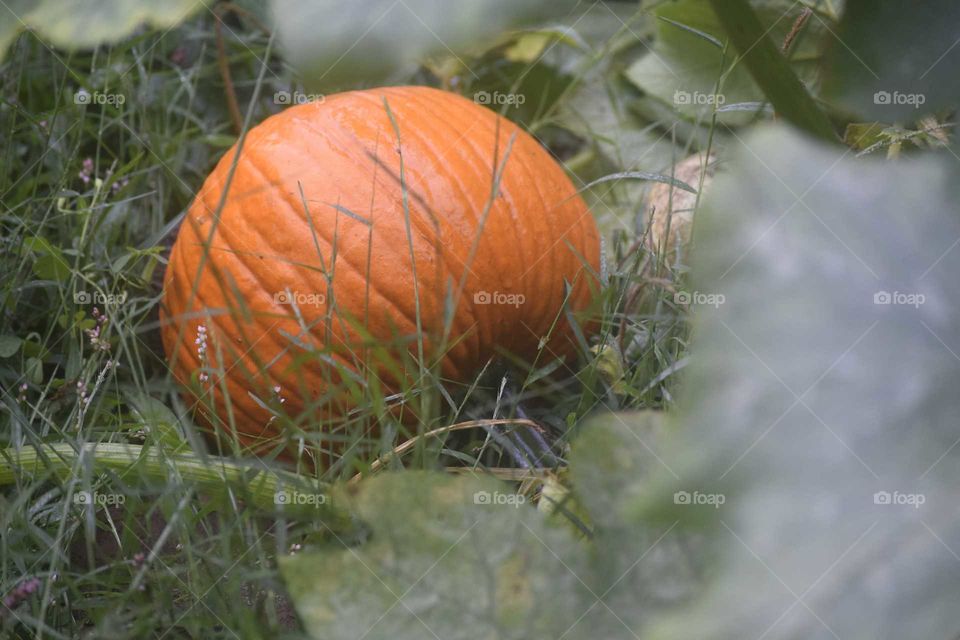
[644, 125, 960, 639]
[822, 0, 960, 121]
[281, 459, 690, 639]
[568, 412, 702, 610]
[280, 473, 588, 639]
[0, 0, 204, 61]
[270, 0, 579, 90]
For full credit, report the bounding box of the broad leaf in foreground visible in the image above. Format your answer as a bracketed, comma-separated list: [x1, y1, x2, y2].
[0, 0, 203, 61]
[568, 411, 702, 622]
[281, 417, 691, 640]
[646, 125, 960, 639]
[270, 0, 580, 90]
[280, 473, 587, 640]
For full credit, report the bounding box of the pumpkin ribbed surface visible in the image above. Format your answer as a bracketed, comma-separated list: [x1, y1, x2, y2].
[160, 85, 600, 454]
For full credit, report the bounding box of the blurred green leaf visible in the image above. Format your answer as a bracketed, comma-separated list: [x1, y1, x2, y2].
[283, 421, 695, 639]
[709, 0, 836, 140]
[503, 27, 587, 63]
[0, 335, 22, 358]
[124, 389, 188, 452]
[572, 411, 668, 531]
[822, 0, 960, 121]
[20, 338, 45, 358]
[555, 70, 682, 235]
[0, 0, 204, 62]
[626, 0, 827, 126]
[32, 253, 71, 281]
[201, 134, 239, 149]
[21, 236, 71, 280]
[468, 58, 575, 126]
[842, 122, 887, 150]
[109, 252, 132, 274]
[270, 0, 579, 90]
[644, 125, 960, 639]
[25, 356, 42, 384]
[281, 472, 588, 639]
[569, 411, 700, 599]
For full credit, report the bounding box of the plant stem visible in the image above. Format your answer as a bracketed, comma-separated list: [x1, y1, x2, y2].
[0, 443, 352, 529]
[709, 0, 837, 141]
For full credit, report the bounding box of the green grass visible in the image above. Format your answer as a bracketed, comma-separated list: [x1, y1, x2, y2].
[0, 9, 697, 637]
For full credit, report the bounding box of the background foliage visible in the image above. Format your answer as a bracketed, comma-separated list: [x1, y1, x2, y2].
[2, 0, 959, 638]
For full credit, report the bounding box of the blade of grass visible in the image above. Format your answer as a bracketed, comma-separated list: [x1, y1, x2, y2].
[351, 418, 542, 481]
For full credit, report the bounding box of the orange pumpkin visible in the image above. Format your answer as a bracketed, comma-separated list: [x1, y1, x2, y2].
[160, 85, 600, 459]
